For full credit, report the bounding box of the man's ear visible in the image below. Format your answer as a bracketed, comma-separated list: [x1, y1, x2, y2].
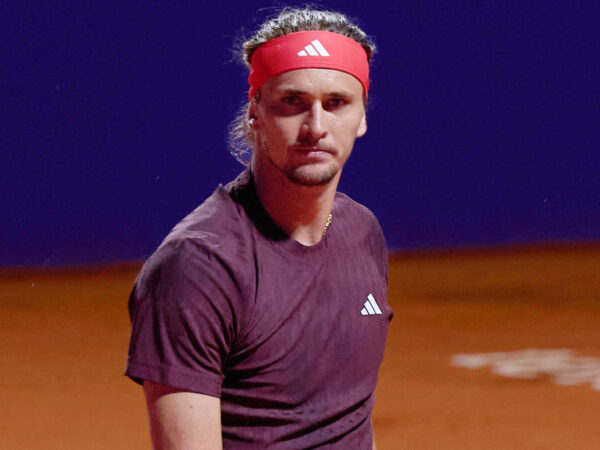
[248, 99, 259, 130]
[356, 113, 367, 138]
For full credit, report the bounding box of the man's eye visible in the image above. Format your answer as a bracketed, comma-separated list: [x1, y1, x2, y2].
[282, 96, 302, 105]
[325, 98, 348, 109]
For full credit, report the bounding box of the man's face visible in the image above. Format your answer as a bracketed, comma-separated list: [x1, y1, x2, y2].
[250, 68, 367, 187]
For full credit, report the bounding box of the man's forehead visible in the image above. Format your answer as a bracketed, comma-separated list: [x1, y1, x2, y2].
[264, 68, 364, 96]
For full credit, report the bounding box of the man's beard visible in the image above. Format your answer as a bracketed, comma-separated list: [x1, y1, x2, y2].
[255, 135, 341, 187]
[281, 162, 338, 186]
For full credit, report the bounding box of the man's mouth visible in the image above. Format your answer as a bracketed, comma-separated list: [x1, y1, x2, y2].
[291, 146, 334, 156]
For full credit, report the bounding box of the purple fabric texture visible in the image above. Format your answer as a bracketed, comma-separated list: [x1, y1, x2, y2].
[126, 170, 392, 448]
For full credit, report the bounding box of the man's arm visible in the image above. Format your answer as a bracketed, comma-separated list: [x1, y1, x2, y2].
[143, 381, 222, 450]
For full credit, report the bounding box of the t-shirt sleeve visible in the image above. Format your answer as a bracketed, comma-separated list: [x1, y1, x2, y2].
[125, 238, 240, 398]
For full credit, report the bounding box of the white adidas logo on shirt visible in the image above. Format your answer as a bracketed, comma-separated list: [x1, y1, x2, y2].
[297, 39, 330, 57]
[360, 293, 383, 316]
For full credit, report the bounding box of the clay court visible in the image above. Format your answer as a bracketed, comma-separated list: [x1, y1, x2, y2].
[2, 244, 599, 449]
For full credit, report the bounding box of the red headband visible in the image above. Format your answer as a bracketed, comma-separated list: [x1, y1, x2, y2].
[248, 30, 370, 100]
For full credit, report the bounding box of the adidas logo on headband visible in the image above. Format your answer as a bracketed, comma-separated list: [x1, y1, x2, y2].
[297, 39, 330, 57]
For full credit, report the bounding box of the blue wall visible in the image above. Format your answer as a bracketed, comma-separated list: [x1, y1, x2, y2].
[3, 1, 599, 266]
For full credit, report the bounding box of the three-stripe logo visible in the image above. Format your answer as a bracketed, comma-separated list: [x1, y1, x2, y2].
[361, 293, 383, 316]
[297, 39, 330, 57]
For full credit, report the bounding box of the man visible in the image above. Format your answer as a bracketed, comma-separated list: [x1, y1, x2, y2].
[126, 7, 392, 449]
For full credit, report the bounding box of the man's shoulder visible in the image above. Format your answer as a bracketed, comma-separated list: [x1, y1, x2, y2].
[332, 191, 387, 262]
[334, 191, 382, 229]
[168, 184, 243, 245]
[141, 171, 256, 280]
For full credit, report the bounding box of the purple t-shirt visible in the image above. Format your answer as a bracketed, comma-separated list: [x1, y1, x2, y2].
[126, 170, 392, 448]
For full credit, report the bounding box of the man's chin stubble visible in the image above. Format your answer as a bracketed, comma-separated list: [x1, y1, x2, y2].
[283, 165, 338, 187]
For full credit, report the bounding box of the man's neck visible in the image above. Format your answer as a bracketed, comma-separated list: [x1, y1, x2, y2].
[251, 163, 339, 246]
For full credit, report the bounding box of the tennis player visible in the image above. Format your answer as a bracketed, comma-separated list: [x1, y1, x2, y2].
[126, 7, 392, 449]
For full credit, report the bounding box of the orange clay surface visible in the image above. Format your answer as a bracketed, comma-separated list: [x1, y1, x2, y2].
[2, 244, 599, 449]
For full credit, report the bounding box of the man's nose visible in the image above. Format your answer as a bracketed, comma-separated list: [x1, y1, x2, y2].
[300, 101, 328, 141]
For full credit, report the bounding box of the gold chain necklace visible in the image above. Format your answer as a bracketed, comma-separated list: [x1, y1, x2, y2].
[322, 213, 333, 236]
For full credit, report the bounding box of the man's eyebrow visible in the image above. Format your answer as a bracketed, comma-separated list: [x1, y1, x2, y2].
[328, 91, 353, 98]
[273, 88, 305, 96]
[274, 88, 355, 98]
